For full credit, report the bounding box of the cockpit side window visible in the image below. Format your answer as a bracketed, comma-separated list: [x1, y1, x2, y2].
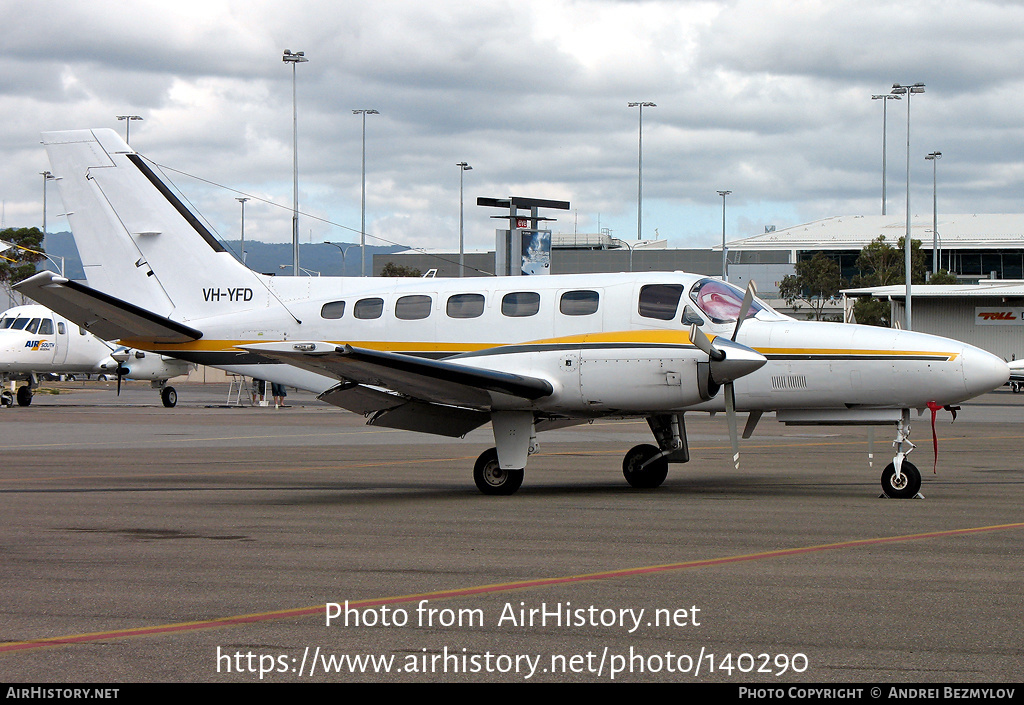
[638, 284, 684, 320]
[38, 319, 54, 335]
[689, 279, 764, 324]
[25, 318, 40, 334]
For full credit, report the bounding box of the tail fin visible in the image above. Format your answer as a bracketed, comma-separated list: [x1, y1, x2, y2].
[42, 129, 264, 323]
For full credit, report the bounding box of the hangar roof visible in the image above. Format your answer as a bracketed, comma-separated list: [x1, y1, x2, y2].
[724, 214, 1024, 252]
[843, 281, 1024, 299]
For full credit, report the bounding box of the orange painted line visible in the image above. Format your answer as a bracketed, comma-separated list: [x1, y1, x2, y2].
[3, 521, 1022, 654]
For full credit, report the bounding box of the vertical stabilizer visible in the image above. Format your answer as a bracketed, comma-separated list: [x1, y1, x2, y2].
[42, 129, 265, 324]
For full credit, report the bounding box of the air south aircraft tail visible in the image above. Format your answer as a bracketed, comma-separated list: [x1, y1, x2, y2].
[36, 128, 275, 328]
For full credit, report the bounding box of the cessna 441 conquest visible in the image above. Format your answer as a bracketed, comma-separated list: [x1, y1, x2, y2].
[14, 129, 1009, 495]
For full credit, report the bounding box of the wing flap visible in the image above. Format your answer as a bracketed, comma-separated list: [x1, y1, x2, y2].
[14, 272, 202, 344]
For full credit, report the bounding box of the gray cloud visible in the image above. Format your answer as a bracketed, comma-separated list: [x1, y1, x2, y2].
[2, 0, 1023, 254]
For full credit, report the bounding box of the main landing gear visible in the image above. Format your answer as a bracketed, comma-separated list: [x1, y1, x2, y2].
[473, 448, 524, 496]
[880, 409, 922, 499]
[160, 386, 178, 408]
[471, 413, 691, 495]
[16, 385, 33, 407]
[622, 444, 669, 489]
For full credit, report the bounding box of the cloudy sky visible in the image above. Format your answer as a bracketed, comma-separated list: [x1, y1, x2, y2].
[2, 0, 1023, 257]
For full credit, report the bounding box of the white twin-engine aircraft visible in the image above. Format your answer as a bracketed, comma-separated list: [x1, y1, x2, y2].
[16, 129, 1010, 496]
[0, 303, 192, 407]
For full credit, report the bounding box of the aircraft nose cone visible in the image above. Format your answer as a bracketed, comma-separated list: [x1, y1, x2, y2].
[961, 345, 1009, 398]
[710, 337, 768, 384]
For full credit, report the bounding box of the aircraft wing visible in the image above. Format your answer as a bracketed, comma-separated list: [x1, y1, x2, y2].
[241, 341, 552, 406]
[241, 341, 554, 437]
[13, 272, 202, 344]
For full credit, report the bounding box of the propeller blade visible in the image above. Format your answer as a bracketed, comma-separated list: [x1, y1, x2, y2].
[731, 280, 758, 341]
[689, 324, 725, 361]
[116, 365, 129, 396]
[725, 382, 740, 470]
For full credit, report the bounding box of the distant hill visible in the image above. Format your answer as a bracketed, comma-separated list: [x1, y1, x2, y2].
[41, 231, 405, 279]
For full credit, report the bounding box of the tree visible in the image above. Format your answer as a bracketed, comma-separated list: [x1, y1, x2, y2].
[380, 262, 421, 277]
[0, 227, 45, 305]
[777, 251, 844, 321]
[849, 235, 927, 326]
[928, 269, 958, 284]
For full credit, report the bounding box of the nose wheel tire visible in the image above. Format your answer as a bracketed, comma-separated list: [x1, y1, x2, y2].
[881, 461, 921, 499]
[473, 448, 524, 496]
[622, 444, 669, 489]
[1, 390, 12, 407]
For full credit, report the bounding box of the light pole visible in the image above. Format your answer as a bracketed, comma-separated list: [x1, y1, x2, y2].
[324, 241, 356, 276]
[925, 151, 942, 276]
[353, 109, 379, 276]
[457, 162, 472, 277]
[718, 190, 732, 281]
[40, 171, 54, 240]
[116, 115, 142, 145]
[871, 94, 900, 215]
[283, 49, 308, 276]
[891, 82, 925, 330]
[628, 102, 656, 241]
[236, 197, 250, 265]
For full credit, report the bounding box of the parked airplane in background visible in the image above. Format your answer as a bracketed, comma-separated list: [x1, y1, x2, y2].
[1008, 360, 1024, 393]
[0, 303, 192, 407]
[15, 128, 1010, 496]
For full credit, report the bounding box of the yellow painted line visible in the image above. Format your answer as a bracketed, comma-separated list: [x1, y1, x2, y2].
[4, 521, 1022, 654]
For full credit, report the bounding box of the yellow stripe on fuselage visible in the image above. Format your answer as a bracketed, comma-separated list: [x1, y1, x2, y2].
[118, 332, 957, 361]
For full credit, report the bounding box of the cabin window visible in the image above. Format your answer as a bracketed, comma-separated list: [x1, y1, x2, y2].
[320, 301, 346, 319]
[395, 295, 432, 320]
[501, 292, 540, 317]
[638, 284, 684, 320]
[354, 297, 384, 320]
[559, 290, 600, 316]
[38, 319, 54, 335]
[57, 322, 66, 335]
[446, 293, 485, 319]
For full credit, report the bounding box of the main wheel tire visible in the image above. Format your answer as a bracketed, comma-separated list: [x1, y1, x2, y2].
[622, 443, 669, 489]
[881, 461, 922, 499]
[16, 386, 32, 407]
[473, 448, 524, 496]
[161, 386, 177, 408]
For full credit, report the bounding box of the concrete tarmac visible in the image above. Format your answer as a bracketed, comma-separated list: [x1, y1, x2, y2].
[1, 381, 1022, 683]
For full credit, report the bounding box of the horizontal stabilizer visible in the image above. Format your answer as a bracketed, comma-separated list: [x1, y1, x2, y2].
[243, 341, 553, 409]
[13, 271, 202, 344]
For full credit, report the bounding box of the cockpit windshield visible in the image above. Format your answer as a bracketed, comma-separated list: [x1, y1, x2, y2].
[689, 278, 766, 324]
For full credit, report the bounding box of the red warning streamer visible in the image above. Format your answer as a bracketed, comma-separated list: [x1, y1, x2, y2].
[925, 401, 959, 474]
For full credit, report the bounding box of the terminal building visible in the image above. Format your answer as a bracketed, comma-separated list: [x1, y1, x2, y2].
[373, 211, 1024, 360]
[374, 212, 1024, 297]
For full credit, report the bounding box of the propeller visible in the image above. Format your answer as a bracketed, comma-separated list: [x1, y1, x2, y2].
[110, 348, 131, 396]
[731, 279, 758, 341]
[690, 280, 764, 470]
